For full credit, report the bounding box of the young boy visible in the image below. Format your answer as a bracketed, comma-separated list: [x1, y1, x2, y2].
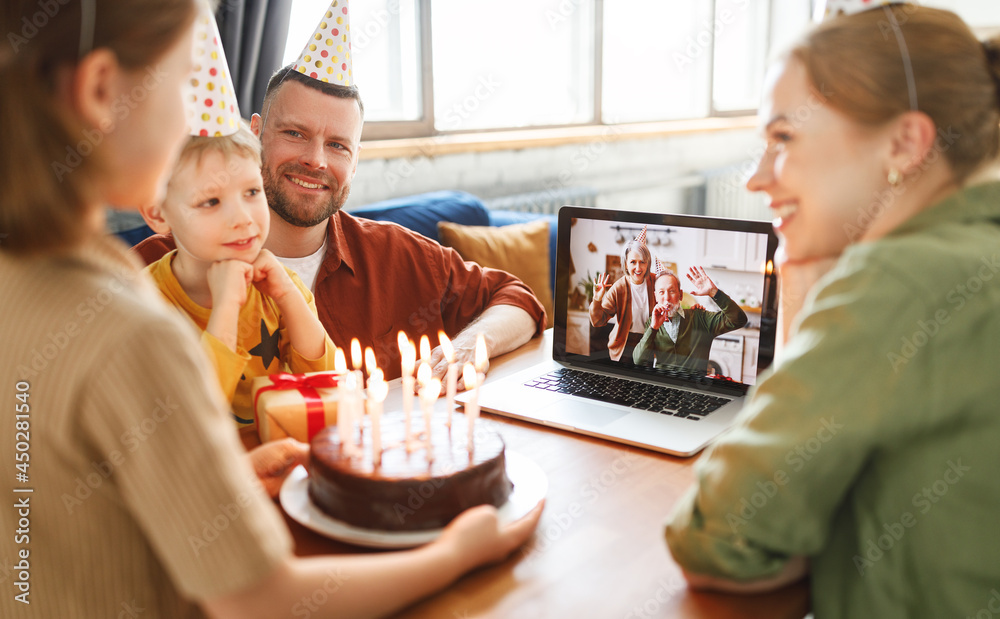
[139, 121, 335, 433]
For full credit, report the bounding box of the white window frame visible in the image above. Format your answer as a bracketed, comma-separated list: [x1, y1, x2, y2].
[358, 0, 800, 141]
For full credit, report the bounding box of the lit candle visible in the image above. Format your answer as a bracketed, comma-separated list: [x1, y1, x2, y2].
[763, 259, 777, 319]
[418, 377, 441, 462]
[419, 334, 431, 364]
[398, 332, 416, 452]
[475, 333, 488, 374]
[417, 360, 431, 439]
[417, 360, 431, 387]
[351, 338, 363, 373]
[349, 339, 365, 449]
[344, 371, 363, 457]
[438, 331, 457, 430]
[334, 348, 351, 451]
[366, 368, 387, 467]
[364, 347, 377, 380]
[463, 362, 479, 454]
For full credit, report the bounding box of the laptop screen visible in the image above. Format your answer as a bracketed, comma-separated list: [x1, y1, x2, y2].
[553, 207, 779, 396]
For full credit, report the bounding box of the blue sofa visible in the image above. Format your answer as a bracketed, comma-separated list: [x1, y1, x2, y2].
[349, 190, 558, 287]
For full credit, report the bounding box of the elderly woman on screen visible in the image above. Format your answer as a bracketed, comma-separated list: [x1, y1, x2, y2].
[589, 230, 656, 363]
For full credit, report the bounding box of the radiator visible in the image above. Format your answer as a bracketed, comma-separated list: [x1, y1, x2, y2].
[483, 186, 597, 214]
[700, 164, 770, 221]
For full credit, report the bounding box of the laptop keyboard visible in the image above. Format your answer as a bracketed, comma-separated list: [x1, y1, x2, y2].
[524, 368, 730, 420]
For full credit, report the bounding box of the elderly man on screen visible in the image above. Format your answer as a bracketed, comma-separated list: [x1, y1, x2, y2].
[136, 65, 545, 382]
[632, 264, 748, 373]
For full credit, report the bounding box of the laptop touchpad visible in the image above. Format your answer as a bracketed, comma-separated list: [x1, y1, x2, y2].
[540, 400, 629, 429]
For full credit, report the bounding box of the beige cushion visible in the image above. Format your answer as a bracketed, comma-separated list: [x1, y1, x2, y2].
[438, 219, 554, 320]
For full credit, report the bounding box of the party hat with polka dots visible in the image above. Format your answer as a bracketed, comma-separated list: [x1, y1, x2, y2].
[813, 0, 910, 21]
[634, 225, 647, 246]
[653, 258, 670, 276]
[187, 5, 240, 137]
[293, 0, 353, 86]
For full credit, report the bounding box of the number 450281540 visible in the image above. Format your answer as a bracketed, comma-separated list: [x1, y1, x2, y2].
[15, 381, 30, 476]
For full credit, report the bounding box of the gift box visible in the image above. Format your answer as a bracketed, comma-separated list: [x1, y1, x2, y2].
[252, 371, 343, 443]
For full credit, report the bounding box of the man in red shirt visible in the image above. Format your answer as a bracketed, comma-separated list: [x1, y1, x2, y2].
[137, 66, 544, 381]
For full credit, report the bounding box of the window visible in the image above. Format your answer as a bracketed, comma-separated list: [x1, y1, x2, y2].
[712, 0, 771, 113]
[284, 0, 422, 123]
[281, 0, 814, 139]
[601, 1, 713, 123]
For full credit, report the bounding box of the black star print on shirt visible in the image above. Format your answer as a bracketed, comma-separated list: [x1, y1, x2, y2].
[248, 319, 280, 370]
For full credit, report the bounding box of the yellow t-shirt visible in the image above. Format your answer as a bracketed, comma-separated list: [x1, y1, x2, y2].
[145, 251, 335, 431]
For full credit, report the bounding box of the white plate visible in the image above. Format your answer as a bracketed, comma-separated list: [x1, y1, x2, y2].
[280, 451, 547, 549]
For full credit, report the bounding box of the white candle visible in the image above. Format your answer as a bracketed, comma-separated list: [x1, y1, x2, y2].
[366, 369, 387, 467]
[364, 347, 377, 381]
[475, 333, 488, 374]
[463, 362, 479, 454]
[418, 377, 441, 462]
[350, 341, 369, 455]
[351, 338, 363, 373]
[416, 361, 431, 387]
[439, 331, 457, 430]
[344, 372, 362, 457]
[334, 347, 350, 450]
[399, 332, 416, 452]
[416, 361, 431, 439]
[419, 334, 431, 364]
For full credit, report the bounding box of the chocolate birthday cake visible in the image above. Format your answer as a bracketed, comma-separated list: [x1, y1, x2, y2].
[308, 413, 512, 531]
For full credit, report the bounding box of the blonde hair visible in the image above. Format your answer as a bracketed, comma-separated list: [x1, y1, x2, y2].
[789, 5, 1000, 184]
[163, 120, 261, 210]
[0, 0, 197, 256]
[173, 119, 262, 174]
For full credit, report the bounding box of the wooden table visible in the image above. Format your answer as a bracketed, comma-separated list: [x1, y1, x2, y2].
[284, 331, 810, 618]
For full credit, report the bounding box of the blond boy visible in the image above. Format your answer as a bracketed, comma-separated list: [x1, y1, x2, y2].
[140, 122, 334, 432]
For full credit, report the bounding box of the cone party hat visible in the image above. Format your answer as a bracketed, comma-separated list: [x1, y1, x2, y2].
[292, 0, 353, 86]
[187, 4, 241, 137]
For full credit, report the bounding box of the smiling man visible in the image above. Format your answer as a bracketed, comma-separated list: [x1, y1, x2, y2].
[134, 65, 545, 381]
[249, 66, 545, 380]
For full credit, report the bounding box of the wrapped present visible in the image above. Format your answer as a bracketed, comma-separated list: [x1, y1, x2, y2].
[253, 371, 343, 443]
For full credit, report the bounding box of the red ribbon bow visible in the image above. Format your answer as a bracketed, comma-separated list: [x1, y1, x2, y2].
[254, 372, 341, 441]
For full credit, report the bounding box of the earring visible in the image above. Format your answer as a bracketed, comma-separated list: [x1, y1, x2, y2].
[887, 168, 902, 186]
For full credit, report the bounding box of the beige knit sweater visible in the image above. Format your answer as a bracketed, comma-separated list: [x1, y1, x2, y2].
[0, 237, 291, 617]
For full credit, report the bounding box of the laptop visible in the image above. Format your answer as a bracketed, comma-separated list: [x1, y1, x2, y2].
[457, 206, 779, 457]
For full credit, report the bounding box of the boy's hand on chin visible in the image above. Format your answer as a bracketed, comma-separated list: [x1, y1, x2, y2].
[207, 260, 253, 310]
[251, 249, 296, 302]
